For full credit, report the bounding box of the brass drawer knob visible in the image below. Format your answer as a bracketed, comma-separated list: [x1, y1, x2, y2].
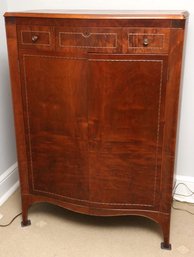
[31, 35, 39, 43]
[143, 38, 149, 47]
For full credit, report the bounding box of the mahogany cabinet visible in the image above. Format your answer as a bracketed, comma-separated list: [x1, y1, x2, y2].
[4, 10, 188, 249]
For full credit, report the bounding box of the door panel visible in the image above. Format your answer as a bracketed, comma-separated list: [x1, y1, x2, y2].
[20, 54, 89, 201]
[88, 55, 167, 209]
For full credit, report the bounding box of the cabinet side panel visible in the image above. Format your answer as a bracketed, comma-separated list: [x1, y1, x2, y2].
[5, 17, 29, 194]
[160, 28, 185, 213]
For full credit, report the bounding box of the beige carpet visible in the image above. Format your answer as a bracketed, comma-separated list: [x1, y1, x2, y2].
[0, 189, 194, 257]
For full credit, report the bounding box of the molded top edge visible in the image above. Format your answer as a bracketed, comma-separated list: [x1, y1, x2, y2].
[4, 10, 189, 20]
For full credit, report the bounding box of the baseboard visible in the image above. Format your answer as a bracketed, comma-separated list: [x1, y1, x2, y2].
[0, 162, 20, 206]
[174, 175, 194, 203]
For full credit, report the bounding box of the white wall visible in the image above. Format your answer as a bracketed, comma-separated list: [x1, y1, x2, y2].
[0, 1, 18, 205]
[0, 1, 17, 173]
[2, 1, 193, 194]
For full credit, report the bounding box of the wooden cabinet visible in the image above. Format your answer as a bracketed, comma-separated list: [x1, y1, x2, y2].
[4, 10, 188, 249]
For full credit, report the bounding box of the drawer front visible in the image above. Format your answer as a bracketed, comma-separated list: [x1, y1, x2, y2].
[125, 28, 170, 53]
[17, 25, 54, 50]
[56, 27, 121, 53]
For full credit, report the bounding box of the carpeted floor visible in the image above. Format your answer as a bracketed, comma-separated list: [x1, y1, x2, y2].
[0, 189, 194, 257]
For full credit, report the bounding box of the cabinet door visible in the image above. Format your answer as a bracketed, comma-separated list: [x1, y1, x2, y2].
[20, 54, 89, 202]
[88, 54, 168, 210]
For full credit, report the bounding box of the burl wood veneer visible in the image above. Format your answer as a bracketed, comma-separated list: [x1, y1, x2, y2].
[4, 10, 188, 249]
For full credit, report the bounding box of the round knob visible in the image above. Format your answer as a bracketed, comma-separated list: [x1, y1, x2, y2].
[143, 38, 149, 47]
[31, 35, 39, 43]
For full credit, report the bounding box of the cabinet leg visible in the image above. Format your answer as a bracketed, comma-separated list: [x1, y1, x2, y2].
[160, 216, 171, 250]
[21, 197, 31, 227]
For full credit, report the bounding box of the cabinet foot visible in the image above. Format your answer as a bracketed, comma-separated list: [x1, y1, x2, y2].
[161, 242, 172, 250]
[21, 219, 31, 227]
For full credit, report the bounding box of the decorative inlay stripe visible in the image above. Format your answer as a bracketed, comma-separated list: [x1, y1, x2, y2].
[59, 32, 118, 48]
[21, 30, 51, 46]
[88, 58, 164, 207]
[32, 188, 153, 207]
[128, 33, 165, 49]
[22, 55, 164, 208]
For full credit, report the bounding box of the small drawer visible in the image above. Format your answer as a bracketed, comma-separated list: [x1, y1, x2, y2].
[125, 28, 170, 54]
[56, 27, 121, 53]
[17, 25, 54, 50]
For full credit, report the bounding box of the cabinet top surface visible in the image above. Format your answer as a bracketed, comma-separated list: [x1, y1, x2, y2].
[4, 10, 188, 19]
